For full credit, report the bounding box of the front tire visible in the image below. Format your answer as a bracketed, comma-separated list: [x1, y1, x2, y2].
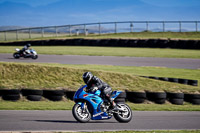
[32, 55, 38, 59]
[113, 103, 132, 123]
[72, 103, 91, 123]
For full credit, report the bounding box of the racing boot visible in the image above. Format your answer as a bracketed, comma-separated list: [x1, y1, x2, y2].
[111, 101, 118, 111]
[109, 97, 118, 111]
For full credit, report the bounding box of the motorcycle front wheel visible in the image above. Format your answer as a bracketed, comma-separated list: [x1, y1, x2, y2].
[32, 55, 38, 59]
[72, 103, 91, 123]
[113, 103, 132, 123]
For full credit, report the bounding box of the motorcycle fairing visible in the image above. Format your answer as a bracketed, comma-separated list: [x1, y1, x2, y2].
[29, 49, 37, 55]
[74, 85, 111, 120]
[111, 91, 122, 99]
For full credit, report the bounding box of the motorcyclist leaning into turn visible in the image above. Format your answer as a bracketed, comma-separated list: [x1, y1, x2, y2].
[82, 72, 118, 111]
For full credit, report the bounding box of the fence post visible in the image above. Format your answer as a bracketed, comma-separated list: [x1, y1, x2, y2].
[179, 21, 182, 32]
[146, 21, 149, 31]
[29, 29, 31, 39]
[84, 24, 87, 36]
[130, 23, 133, 32]
[115, 22, 117, 34]
[196, 21, 198, 32]
[163, 21, 165, 32]
[99, 23, 101, 35]
[4, 31, 7, 41]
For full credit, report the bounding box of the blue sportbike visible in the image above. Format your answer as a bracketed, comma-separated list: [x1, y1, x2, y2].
[72, 85, 132, 123]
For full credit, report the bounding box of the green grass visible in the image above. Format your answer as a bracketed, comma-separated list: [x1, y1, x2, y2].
[87, 32, 200, 40]
[128, 102, 200, 111]
[63, 64, 200, 82]
[0, 46, 200, 58]
[0, 100, 200, 111]
[0, 62, 199, 93]
[0, 99, 74, 110]
[1, 32, 200, 42]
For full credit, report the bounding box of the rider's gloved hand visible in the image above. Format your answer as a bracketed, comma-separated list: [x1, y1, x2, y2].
[89, 86, 98, 93]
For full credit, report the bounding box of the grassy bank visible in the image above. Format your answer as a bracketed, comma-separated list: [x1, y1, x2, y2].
[0, 46, 200, 58]
[0, 62, 199, 93]
[63, 64, 200, 83]
[1, 62, 200, 111]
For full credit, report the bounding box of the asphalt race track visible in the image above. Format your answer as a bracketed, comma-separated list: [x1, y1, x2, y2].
[0, 111, 200, 132]
[0, 53, 200, 69]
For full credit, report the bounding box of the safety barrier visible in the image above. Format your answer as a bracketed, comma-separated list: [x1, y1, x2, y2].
[0, 89, 199, 105]
[142, 76, 198, 86]
[1, 39, 200, 49]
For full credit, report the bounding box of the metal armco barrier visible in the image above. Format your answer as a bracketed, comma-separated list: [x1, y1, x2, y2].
[0, 21, 199, 41]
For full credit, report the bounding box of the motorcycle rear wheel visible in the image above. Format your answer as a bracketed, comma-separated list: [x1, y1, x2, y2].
[72, 103, 91, 123]
[13, 53, 20, 59]
[113, 103, 132, 123]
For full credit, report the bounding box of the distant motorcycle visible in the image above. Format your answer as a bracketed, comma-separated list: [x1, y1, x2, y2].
[13, 48, 38, 59]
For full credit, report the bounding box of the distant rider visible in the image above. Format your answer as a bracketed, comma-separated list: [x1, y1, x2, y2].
[21, 43, 31, 55]
[82, 72, 118, 111]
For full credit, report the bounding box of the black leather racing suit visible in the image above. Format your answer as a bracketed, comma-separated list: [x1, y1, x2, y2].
[86, 76, 112, 103]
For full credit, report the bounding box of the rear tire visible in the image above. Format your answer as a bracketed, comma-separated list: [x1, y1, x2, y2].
[13, 53, 20, 59]
[114, 103, 132, 123]
[72, 104, 91, 123]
